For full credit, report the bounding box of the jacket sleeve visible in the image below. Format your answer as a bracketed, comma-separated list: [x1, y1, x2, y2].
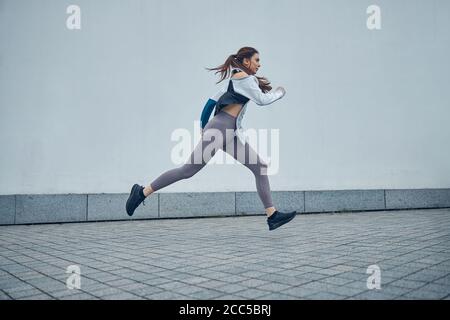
[234, 76, 285, 106]
[199, 86, 227, 129]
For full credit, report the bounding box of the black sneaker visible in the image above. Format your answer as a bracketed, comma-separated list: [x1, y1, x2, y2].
[126, 184, 146, 216]
[267, 210, 297, 231]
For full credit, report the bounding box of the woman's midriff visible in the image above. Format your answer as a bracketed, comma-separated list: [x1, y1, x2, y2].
[221, 103, 242, 118]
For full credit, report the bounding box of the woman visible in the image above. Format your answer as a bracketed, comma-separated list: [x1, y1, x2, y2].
[126, 47, 296, 231]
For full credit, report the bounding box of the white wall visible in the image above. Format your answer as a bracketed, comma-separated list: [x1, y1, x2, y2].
[1, 0, 449, 195]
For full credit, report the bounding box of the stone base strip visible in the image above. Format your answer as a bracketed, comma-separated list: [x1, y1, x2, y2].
[0, 188, 449, 225]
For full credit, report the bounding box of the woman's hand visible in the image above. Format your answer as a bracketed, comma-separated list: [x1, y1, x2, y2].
[277, 86, 286, 96]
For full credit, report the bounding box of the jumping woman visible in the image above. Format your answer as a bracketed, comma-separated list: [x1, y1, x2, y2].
[126, 47, 296, 231]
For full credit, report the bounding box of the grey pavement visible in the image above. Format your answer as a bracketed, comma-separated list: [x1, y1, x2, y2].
[0, 208, 449, 300]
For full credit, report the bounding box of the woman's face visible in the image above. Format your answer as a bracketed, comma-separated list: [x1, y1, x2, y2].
[243, 53, 260, 74]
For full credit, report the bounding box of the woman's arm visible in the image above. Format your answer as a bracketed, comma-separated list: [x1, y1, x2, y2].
[234, 76, 285, 106]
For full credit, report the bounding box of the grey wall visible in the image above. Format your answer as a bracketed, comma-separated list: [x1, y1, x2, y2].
[1, 0, 449, 196]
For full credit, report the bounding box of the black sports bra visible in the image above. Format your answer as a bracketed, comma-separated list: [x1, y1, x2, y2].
[213, 69, 250, 116]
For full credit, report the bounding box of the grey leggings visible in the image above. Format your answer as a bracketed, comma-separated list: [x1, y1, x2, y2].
[149, 111, 274, 209]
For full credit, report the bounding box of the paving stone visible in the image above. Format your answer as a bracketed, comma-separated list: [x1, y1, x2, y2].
[101, 292, 143, 300]
[256, 282, 292, 292]
[305, 291, 347, 300]
[89, 287, 124, 297]
[19, 294, 54, 300]
[7, 288, 44, 299]
[235, 288, 271, 299]
[389, 279, 427, 290]
[215, 283, 248, 294]
[400, 288, 449, 300]
[59, 293, 98, 300]
[258, 292, 299, 300]
[185, 288, 225, 299]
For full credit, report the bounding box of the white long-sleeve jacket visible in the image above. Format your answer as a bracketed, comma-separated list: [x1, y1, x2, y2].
[200, 69, 285, 145]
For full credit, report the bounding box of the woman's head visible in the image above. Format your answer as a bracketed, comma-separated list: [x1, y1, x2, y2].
[206, 46, 272, 93]
[234, 47, 260, 75]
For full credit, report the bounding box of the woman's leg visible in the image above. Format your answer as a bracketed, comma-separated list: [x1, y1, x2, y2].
[144, 112, 236, 194]
[223, 135, 276, 217]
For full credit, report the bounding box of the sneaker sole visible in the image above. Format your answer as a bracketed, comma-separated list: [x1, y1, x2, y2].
[126, 184, 140, 216]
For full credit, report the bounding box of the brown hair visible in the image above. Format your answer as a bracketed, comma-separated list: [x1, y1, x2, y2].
[205, 47, 272, 93]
